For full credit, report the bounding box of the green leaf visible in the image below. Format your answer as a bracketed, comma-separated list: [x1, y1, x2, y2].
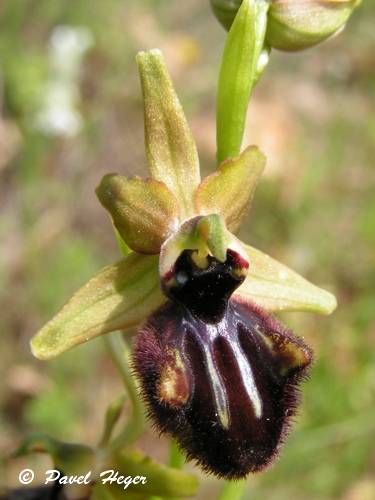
[195, 146, 265, 232]
[14, 433, 94, 476]
[97, 175, 180, 254]
[99, 395, 126, 447]
[108, 448, 198, 498]
[31, 253, 165, 360]
[92, 484, 149, 500]
[216, 0, 269, 163]
[236, 244, 337, 314]
[137, 49, 200, 219]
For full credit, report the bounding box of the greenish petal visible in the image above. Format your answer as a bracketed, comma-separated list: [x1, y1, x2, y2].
[97, 174, 180, 254]
[196, 213, 230, 263]
[195, 146, 265, 233]
[31, 254, 165, 360]
[137, 49, 200, 219]
[236, 244, 337, 314]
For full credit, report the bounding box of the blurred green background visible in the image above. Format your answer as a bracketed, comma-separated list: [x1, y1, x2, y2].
[1, 1, 374, 498]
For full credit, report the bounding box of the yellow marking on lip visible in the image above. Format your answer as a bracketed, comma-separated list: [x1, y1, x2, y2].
[158, 349, 190, 407]
[232, 267, 248, 279]
[256, 327, 310, 375]
[279, 341, 310, 375]
[190, 249, 209, 269]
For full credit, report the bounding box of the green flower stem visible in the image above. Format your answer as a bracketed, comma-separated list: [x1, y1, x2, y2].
[98, 394, 126, 448]
[103, 332, 145, 452]
[216, 0, 269, 164]
[153, 442, 185, 500]
[219, 479, 247, 500]
[169, 439, 185, 469]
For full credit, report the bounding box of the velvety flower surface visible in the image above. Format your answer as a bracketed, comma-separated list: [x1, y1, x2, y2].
[134, 249, 312, 478]
[31, 49, 336, 478]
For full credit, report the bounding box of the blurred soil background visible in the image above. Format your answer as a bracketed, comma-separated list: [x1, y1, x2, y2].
[0, 1, 375, 498]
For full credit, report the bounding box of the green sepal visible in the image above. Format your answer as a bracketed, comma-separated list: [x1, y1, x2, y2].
[97, 175, 180, 254]
[235, 243, 337, 314]
[31, 253, 165, 360]
[195, 146, 265, 233]
[216, 0, 269, 163]
[137, 49, 200, 219]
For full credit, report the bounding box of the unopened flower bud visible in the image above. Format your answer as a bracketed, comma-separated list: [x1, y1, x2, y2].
[267, 0, 359, 51]
[210, 0, 360, 52]
[210, 0, 243, 31]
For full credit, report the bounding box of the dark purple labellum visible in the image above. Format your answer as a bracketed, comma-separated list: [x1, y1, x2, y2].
[133, 251, 313, 478]
[162, 248, 249, 323]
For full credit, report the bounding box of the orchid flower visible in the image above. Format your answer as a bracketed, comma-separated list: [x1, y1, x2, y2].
[31, 49, 336, 479]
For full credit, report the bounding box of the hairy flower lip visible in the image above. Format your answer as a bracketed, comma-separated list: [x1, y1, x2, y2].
[134, 296, 313, 479]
